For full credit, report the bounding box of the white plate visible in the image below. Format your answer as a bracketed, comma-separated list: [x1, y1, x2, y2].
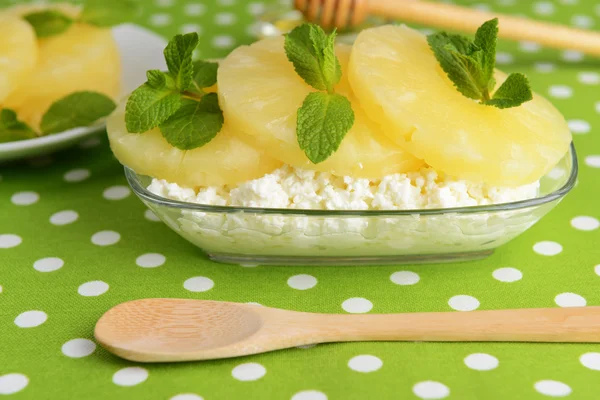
[0, 24, 167, 163]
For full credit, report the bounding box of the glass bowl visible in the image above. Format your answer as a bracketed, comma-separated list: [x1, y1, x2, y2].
[125, 143, 577, 266]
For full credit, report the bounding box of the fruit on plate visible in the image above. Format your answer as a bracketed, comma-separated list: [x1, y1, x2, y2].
[0, 15, 37, 102]
[348, 25, 571, 186]
[218, 36, 423, 179]
[107, 100, 282, 188]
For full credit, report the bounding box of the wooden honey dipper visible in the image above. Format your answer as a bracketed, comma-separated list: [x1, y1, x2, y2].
[294, 0, 600, 57]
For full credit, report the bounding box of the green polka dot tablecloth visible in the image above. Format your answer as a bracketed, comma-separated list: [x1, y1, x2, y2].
[1, 0, 600, 399]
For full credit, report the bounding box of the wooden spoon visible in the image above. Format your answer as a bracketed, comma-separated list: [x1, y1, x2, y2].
[95, 298, 600, 362]
[295, 0, 600, 57]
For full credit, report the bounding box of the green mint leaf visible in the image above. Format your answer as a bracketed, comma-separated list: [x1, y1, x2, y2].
[485, 73, 533, 109]
[40, 91, 116, 135]
[0, 109, 36, 143]
[193, 60, 218, 89]
[23, 10, 72, 38]
[474, 18, 498, 92]
[146, 70, 177, 90]
[80, 0, 141, 27]
[159, 93, 223, 150]
[296, 92, 354, 164]
[164, 33, 199, 91]
[125, 84, 182, 133]
[285, 24, 340, 92]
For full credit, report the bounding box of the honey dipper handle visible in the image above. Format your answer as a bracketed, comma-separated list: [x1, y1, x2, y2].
[367, 0, 600, 56]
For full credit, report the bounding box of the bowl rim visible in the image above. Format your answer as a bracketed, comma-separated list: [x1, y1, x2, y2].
[125, 142, 578, 216]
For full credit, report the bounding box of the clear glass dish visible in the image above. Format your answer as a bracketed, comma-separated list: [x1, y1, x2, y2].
[125, 143, 577, 266]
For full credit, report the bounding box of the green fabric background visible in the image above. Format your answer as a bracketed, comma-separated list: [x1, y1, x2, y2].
[1, 0, 600, 399]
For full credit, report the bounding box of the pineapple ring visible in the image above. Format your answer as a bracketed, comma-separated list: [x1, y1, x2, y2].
[218, 36, 423, 179]
[0, 15, 37, 103]
[349, 25, 572, 186]
[107, 100, 282, 188]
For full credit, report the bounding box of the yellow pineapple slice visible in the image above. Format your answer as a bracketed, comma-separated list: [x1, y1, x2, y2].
[218, 36, 423, 179]
[107, 99, 282, 188]
[0, 15, 37, 102]
[349, 25, 571, 186]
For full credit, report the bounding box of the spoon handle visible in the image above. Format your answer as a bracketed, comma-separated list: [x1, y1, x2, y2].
[317, 307, 600, 343]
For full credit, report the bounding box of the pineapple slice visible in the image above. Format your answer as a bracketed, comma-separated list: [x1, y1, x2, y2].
[3, 10, 121, 131]
[0, 15, 37, 102]
[107, 99, 282, 188]
[218, 36, 423, 179]
[349, 25, 571, 186]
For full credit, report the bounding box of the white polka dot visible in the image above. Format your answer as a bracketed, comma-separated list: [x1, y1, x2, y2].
[572, 15, 594, 28]
[472, 3, 491, 11]
[64, 169, 90, 182]
[180, 24, 202, 34]
[79, 136, 101, 149]
[14, 310, 47, 328]
[562, 50, 584, 62]
[547, 167, 566, 179]
[534, 380, 572, 397]
[112, 367, 148, 387]
[34, 257, 64, 272]
[568, 119, 590, 134]
[448, 295, 480, 311]
[155, 0, 174, 7]
[533, 241, 563, 256]
[419, 28, 435, 36]
[390, 271, 420, 285]
[212, 35, 235, 49]
[170, 395, 204, 400]
[571, 216, 599, 231]
[0, 374, 29, 395]
[287, 274, 317, 290]
[248, 2, 266, 15]
[103, 186, 131, 200]
[91, 230, 120, 246]
[231, 363, 266, 381]
[215, 12, 236, 25]
[296, 344, 316, 349]
[413, 381, 450, 399]
[136, 253, 166, 268]
[585, 155, 600, 168]
[183, 276, 214, 292]
[144, 209, 160, 221]
[240, 263, 259, 268]
[595, 264, 600, 276]
[11, 191, 39, 206]
[291, 390, 327, 400]
[62, 339, 96, 358]
[78, 281, 109, 297]
[0, 234, 22, 248]
[580, 352, 600, 370]
[492, 267, 523, 282]
[535, 62, 555, 73]
[0, 285, 3, 293]
[150, 13, 171, 26]
[578, 72, 600, 85]
[555, 292, 586, 307]
[50, 210, 78, 225]
[464, 353, 499, 370]
[246, 302, 262, 306]
[348, 355, 383, 373]
[495, 52, 513, 65]
[184, 3, 205, 16]
[533, 1, 555, 15]
[519, 41, 541, 53]
[342, 297, 373, 313]
[548, 85, 573, 99]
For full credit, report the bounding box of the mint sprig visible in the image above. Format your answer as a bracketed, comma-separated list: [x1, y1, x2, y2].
[284, 23, 354, 164]
[427, 18, 532, 109]
[125, 33, 224, 150]
[0, 110, 37, 144]
[23, 10, 73, 38]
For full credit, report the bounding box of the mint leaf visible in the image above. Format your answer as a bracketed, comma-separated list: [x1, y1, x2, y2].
[164, 33, 199, 91]
[80, 0, 141, 27]
[285, 24, 341, 93]
[125, 84, 181, 133]
[474, 18, 498, 92]
[193, 60, 218, 89]
[445, 47, 486, 100]
[23, 10, 72, 38]
[40, 91, 116, 135]
[159, 93, 223, 150]
[485, 73, 533, 109]
[297, 92, 354, 164]
[0, 110, 36, 143]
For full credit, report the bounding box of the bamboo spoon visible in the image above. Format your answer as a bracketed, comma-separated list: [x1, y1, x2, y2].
[295, 0, 600, 57]
[95, 298, 600, 362]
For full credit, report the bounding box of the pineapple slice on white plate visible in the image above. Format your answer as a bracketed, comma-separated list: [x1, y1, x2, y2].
[349, 25, 571, 186]
[0, 15, 37, 102]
